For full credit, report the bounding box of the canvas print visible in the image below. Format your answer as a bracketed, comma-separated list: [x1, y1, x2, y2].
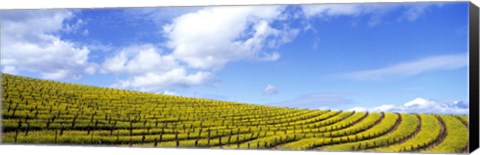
[0, 1, 472, 154]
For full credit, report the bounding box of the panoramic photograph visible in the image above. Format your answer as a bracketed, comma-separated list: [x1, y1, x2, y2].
[1, 1, 470, 154]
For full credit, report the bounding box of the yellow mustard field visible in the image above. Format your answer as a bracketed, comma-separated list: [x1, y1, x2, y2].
[0, 74, 469, 153]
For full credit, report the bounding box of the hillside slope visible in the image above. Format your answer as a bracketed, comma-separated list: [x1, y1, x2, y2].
[0, 74, 468, 153]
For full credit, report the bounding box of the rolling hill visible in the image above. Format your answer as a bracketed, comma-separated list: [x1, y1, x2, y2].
[0, 73, 469, 153]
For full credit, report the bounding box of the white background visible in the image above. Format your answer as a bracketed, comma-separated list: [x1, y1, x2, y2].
[0, 0, 478, 155]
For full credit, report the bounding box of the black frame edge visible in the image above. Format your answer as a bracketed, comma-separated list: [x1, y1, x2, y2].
[469, 1, 480, 153]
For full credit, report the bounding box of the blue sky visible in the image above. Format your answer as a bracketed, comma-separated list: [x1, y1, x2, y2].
[0, 2, 470, 114]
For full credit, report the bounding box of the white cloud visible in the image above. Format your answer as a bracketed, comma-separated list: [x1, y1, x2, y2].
[82, 29, 89, 36]
[2, 66, 18, 74]
[398, 3, 442, 22]
[1, 10, 96, 80]
[264, 84, 278, 95]
[347, 97, 468, 114]
[162, 90, 177, 96]
[301, 3, 439, 26]
[42, 69, 72, 80]
[86, 42, 113, 52]
[346, 107, 368, 112]
[344, 54, 468, 81]
[102, 44, 177, 74]
[163, 6, 298, 69]
[63, 18, 86, 34]
[301, 3, 399, 26]
[102, 44, 214, 92]
[371, 104, 397, 112]
[106, 6, 300, 92]
[317, 106, 332, 110]
[125, 7, 203, 25]
[259, 52, 281, 61]
[302, 4, 364, 18]
[270, 93, 353, 109]
[112, 68, 213, 92]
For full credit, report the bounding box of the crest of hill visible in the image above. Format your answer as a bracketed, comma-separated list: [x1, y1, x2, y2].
[1, 73, 307, 110]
